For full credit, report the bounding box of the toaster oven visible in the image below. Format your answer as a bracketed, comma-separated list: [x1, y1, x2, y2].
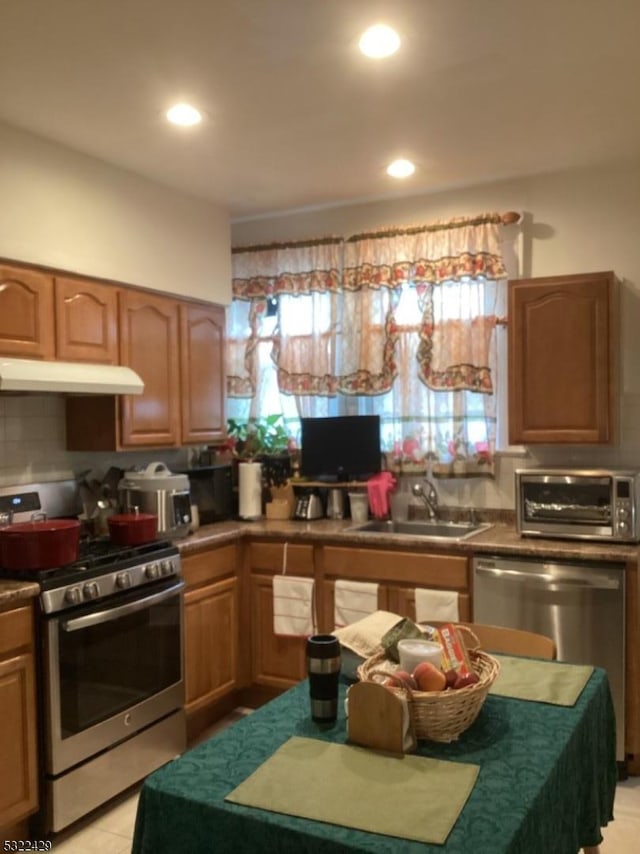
[516, 468, 640, 542]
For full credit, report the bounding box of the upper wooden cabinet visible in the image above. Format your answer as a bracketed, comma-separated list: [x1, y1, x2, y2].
[508, 271, 617, 445]
[119, 289, 181, 447]
[180, 302, 226, 444]
[0, 264, 54, 359]
[54, 276, 119, 363]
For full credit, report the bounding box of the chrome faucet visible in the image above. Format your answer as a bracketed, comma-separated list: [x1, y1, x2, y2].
[411, 479, 438, 520]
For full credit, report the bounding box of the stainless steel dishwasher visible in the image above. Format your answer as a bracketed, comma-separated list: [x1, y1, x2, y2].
[473, 555, 625, 761]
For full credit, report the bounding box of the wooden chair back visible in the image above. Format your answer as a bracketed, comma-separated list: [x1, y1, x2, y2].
[428, 620, 556, 660]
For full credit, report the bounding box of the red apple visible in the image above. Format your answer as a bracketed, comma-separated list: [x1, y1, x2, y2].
[385, 670, 417, 690]
[453, 671, 480, 690]
[443, 668, 458, 689]
[413, 662, 447, 692]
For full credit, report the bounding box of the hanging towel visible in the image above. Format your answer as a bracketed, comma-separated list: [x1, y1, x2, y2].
[273, 575, 316, 637]
[334, 580, 379, 629]
[414, 588, 460, 624]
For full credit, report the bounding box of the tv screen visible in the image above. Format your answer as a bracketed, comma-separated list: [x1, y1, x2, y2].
[300, 415, 381, 482]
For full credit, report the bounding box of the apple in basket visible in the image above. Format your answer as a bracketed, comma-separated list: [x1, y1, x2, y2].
[384, 670, 417, 690]
[453, 671, 480, 690]
[413, 662, 447, 692]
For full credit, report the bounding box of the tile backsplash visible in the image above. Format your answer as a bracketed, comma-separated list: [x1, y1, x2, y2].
[3, 393, 640, 510]
[0, 395, 189, 489]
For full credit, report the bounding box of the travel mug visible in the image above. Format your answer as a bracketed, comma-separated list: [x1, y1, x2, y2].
[306, 634, 341, 723]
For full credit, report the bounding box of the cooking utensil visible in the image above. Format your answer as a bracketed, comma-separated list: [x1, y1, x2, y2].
[108, 510, 157, 546]
[0, 514, 80, 571]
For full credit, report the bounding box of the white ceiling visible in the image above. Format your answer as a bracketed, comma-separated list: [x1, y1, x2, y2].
[2, 0, 639, 220]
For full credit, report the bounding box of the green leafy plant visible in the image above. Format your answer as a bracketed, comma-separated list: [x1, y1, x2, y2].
[226, 415, 290, 459]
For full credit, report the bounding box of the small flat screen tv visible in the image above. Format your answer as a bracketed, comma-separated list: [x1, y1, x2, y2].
[300, 415, 381, 482]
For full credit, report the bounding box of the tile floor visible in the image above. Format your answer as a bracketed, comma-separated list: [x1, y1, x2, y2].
[48, 711, 640, 853]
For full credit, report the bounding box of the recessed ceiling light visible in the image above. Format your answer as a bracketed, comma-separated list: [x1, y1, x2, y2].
[166, 103, 202, 126]
[386, 159, 416, 179]
[359, 24, 401, 59]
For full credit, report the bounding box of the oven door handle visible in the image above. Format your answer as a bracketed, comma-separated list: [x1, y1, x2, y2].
[60, 580, 185, 632]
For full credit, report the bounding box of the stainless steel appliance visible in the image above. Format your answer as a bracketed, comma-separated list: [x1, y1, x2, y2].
[473, 554, 626, 761]
[0, 480, 186, 833]
[516, 468, 640, 542]
[179, 464, 234, 524]
[293, 490, 323, 520]
[118, 461, 192, 538]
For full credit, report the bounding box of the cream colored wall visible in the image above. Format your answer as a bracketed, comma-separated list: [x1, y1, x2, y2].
[232, 160, 640, 510]
[0, 121, 232, 303]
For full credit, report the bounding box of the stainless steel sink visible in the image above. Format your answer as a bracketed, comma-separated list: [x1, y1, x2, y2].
[347, 519, 493, 541]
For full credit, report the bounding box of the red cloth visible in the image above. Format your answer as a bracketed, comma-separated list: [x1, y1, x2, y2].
[366, 472, 397, 519]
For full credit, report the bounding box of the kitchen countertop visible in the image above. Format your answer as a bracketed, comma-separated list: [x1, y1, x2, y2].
[0, 578, 40, 608]
[3, 518, 635, 605]
[177, 517, 640, 563]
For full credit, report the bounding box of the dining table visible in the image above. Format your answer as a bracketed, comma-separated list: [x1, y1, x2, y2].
[132, 662, 617, 854]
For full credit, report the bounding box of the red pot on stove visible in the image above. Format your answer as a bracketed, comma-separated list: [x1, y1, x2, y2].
[107, 511, 158, 546]
[0, 519, 81, 571]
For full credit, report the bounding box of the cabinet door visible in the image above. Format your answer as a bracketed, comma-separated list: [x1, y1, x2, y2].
[119, 290, 180, 447]
[0, 653, 38, 828]
[387, 587, 471, 622]
[180, 302, 226, 444]
[508, 272, 616, 444]
[184, 577, 238, 713]
[55, 276, 119, 363]
[0, 264, 54, 359]
[251, 574, 307, 689]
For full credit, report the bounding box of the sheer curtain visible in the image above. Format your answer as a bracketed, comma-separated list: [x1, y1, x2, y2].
[341, 214, 506, 477]
[227, 214, 508, 477]
[227, 238, 343, 438]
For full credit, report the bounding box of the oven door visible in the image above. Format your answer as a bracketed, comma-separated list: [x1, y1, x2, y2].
[517, 474, 615, 539]
[43, 578, 184, 775]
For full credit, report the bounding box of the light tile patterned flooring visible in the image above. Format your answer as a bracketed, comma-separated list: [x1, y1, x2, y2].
[49, 710, 640, 853]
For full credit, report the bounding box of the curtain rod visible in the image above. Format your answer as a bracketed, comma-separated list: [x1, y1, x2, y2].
[232, 212, 521, 254]
[346, 211, 521, 243]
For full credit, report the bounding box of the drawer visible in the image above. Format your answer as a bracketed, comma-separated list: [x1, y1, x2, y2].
[182, 544, 237, 589]
[0, 604, 33, 657]
[321, 547, 469, 590]
[249, 542, 314, 576]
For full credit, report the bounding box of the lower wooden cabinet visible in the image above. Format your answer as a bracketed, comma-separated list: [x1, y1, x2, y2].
[0, 604, 38, 833]
[184, 576, 238, 712]
[250, 574, 307, 689]
[182, 545, 239, 737]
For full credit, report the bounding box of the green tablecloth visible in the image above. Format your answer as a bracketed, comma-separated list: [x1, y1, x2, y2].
[132, 666, 616, 854]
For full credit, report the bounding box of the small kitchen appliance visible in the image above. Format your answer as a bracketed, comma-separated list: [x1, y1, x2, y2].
[516, 468, 640, 542]
[118, 461, 191, 538]
[293, 490, 323, 521]
[178, 463, 234, 524]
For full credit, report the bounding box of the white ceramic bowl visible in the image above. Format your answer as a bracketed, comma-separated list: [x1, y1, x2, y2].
[398, 638, 443, 674]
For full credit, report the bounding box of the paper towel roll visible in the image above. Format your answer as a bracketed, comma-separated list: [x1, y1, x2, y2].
[239, 462, 263, 520]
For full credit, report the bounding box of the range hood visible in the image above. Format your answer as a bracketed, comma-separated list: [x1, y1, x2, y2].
[0, 357, 144, 395]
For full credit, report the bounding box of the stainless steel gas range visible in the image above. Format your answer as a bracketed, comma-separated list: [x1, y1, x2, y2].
[0, 481, 186, 834]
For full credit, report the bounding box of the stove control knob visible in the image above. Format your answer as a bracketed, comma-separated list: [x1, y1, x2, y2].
[161, 560, 173, 576]
[65, 586, 82, 605]
[83, 581, 100, 600]
[145, 563, 160, 580]
[116, 572, 132, 589]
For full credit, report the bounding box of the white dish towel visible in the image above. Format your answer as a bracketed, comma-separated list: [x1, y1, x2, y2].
[334, 580, 379, 630]
[414, 588, 460, 624]
[273, 575, 316, 637]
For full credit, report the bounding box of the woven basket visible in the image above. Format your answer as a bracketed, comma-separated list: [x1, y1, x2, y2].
[356, 627, 500, 743]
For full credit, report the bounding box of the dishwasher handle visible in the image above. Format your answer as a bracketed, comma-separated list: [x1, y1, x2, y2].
[474, 564, 621, 591]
